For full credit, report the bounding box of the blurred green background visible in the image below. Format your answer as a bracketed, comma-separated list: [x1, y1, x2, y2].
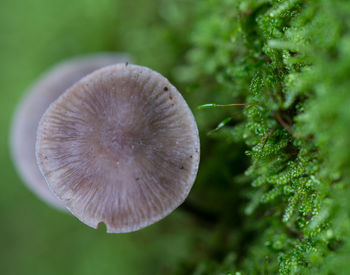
[0, 0, 241, 274]
[1, 0, 193, 274]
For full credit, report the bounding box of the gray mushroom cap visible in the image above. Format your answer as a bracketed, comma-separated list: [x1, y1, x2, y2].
[36, 64, 200, 233]
[10, 53, 131, 210]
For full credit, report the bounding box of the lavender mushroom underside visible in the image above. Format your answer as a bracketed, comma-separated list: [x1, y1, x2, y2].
[36, 64, 200, 233]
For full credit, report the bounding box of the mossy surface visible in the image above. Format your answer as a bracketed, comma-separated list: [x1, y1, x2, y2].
[176, 0, 350, 273]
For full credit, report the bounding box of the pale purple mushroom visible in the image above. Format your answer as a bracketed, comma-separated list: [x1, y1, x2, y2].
[36, 64, 200, 232]
[10, 53, 131, 209]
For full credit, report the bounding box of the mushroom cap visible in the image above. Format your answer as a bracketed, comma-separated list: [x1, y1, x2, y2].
[36, 64, 200, 232]
[10, 53, 131, 210]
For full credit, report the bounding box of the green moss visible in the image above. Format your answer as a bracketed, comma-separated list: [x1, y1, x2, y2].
[175, 0, 350, 273]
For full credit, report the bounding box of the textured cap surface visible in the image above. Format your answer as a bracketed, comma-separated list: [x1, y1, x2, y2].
[36, 64, 200, 232]
[11, 53, 131, 209]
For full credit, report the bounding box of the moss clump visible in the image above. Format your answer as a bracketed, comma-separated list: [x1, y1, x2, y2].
[174, 0, 350, 273]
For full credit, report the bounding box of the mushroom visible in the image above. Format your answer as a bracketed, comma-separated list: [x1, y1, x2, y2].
[36, 64, 200, 233]
[10, 53, 131, 210]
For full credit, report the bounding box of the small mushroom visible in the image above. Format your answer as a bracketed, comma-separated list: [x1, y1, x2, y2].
[36, 64, 200, 232]
[10, 53, 131, 209]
